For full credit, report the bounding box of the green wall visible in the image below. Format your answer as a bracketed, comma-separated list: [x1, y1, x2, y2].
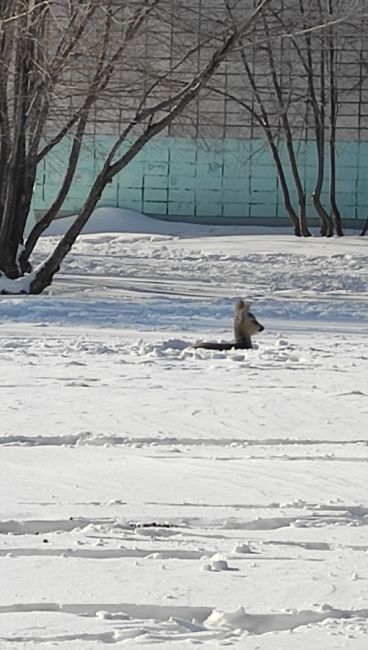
[33, 136, 367, 222]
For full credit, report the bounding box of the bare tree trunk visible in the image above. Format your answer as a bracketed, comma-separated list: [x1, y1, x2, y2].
[360, 218, 368, 236]
[0, 8, 31, 276]
[0, 2, 13, 232]
[269, 138, 302, 236]
[20, 113, 89, 272]
[299, 0, 334, 237]
[0, 0, 102, 277]
[222, 1, 301, 235]
[329, 120, 343, 235]
[262, 12, 310, 236]
[215, 84, 301, 236]
[238, 65, 301, 234]
[327, 0, 344, 236]
[21, 5, 118, 270]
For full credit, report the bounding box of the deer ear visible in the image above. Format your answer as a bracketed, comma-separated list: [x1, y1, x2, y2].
[235, 299, 251, 312]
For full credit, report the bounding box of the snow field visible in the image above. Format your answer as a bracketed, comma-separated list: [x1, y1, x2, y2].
[0, 209, 367, 647]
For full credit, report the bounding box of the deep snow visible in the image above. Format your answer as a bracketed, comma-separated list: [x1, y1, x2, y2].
[0, 208, 367, 648]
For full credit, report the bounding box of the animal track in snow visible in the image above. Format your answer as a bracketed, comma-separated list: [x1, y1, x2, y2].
[0, 547, 206, 560]
[0, 432, 366, 448]
[0, 517, 114, 535]
[0, 601, 368, 643]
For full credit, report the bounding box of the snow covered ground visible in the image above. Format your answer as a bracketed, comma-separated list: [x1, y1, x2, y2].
[0, 208, 367, 648]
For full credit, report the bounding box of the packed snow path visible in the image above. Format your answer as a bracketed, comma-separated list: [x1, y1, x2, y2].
[0, 212, 367, 648]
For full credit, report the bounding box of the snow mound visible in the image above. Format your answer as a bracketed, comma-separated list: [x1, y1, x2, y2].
[43, 207, 173, 236]
[42, 207, 282, 237]
[201, 554, 231, 572]
[129, 338, 191, 356]
[232, 542, 255, 554]
[205, 604, 368, 635]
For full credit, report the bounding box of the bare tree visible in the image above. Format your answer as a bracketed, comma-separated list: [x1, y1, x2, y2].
[218, 2, 312, 236]
[1, 0, 366, 291]
[220, 0, 367, 238]
[260, 8, 311, 236]
[221, 1, 302, 236]
[281, 0, 366, 235]
[326, 0, 344, 236]
[0, 0, 272, 294]
[299, 0, 334, 237]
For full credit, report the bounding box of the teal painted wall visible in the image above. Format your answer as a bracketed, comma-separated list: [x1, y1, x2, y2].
[33, 137, 367, 222]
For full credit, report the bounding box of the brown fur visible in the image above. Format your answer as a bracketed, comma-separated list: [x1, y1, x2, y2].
[193, 299, 264, 351]
[233, 299, 264, 349]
